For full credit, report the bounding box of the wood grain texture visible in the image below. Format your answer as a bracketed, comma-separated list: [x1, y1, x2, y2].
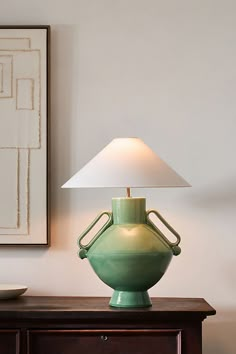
[0, 296, 216, 354]
[0, 296, 216, 320]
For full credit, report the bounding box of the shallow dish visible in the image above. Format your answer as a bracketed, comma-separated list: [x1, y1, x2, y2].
[0, 284, 27, 300]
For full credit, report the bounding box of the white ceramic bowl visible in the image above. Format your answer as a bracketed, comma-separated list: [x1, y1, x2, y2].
[0, 284, 27, 299]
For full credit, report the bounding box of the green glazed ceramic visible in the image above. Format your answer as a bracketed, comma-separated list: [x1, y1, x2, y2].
[78, 198, 181, 308]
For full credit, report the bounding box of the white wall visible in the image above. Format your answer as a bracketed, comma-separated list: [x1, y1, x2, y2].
[0, 1, 236, 353]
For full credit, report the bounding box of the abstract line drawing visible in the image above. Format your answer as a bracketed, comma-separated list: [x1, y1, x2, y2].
[0, 50, 40, 148]
[0, 149, 19, 229]
[0, 26, 49, 245]
[16, 79, 35, 110]
[0, 37, 31, 50]
[0, 63, 3, 92]
[0, 149, 29, 235]
[0, 55, 13, 98]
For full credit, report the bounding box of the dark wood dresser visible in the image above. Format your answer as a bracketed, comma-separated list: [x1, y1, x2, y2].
[0, 296, 216, 354]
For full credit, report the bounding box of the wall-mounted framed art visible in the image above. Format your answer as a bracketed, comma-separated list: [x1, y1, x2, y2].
[0, 26, 50, 245]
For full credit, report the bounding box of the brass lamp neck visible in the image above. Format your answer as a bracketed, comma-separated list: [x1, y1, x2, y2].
[126, 187, 131, 198]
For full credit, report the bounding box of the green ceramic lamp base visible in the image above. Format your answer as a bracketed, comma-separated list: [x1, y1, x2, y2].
[78, 197, 181, 309]
[109, 290, 152, 308]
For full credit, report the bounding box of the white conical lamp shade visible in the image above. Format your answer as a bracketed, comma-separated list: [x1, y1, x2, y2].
[62, 138, 190, 188]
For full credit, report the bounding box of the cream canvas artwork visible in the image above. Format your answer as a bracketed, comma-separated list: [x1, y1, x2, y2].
[0, 26, 49, 245]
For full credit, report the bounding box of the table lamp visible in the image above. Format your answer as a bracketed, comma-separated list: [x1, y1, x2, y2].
[62, 138, 190, 308]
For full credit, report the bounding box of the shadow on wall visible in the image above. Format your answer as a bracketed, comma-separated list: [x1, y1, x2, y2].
[203, 310, 236, 354]
[190, 177, 236, 210]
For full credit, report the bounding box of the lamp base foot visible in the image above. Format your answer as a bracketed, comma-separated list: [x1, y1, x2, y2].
[109, 290, 152, 308]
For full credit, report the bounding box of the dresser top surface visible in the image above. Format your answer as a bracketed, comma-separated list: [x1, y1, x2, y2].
[0, 296, 216, 321]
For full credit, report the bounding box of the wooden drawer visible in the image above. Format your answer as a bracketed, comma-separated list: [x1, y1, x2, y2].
[27, 329, 181, 354]
[0, 330, 20, 354]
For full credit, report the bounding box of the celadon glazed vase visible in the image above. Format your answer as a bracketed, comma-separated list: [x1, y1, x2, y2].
[78, 197, 181, 308]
